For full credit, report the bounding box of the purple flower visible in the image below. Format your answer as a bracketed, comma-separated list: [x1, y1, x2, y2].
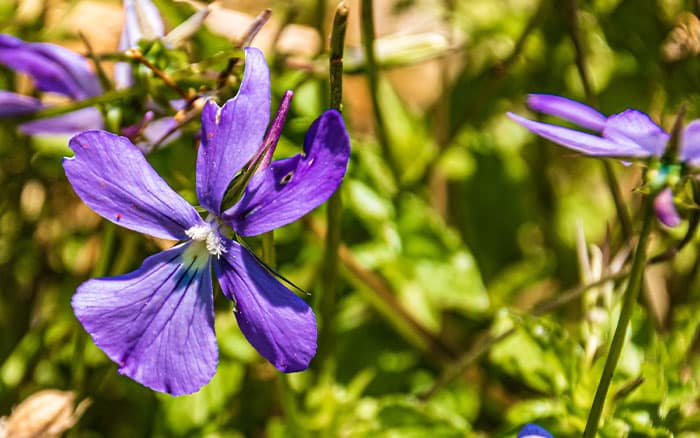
[518, 424, 553, 438]
[0, 34, 104, 134]
[63, 47, 351, 395]
[507, 94, 700, 227]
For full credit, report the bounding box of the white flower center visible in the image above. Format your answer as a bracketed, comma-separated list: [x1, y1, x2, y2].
[185, 224, 226, 258]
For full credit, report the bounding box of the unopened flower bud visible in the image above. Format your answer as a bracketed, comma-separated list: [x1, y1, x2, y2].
[1, 390, 90, 438]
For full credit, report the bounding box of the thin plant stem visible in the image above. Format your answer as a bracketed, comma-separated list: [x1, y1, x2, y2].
[125, 48, 191, 100]
[261, 231, 303, 434]
[564, 0, 633, 241]
[70, 221, 116, 436]
[314, 1, 349, 377]
[306, 217, 457, 363]
[360, 0, 400, 183]
[583, 194, 655, 437]
[24, 87, 139, 120]
[216, 9, 272, 91]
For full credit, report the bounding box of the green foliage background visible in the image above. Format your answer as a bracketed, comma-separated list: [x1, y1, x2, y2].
[2, 0, 700, 436]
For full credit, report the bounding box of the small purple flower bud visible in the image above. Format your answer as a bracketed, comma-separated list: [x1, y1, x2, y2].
[654, 187, 681, 227]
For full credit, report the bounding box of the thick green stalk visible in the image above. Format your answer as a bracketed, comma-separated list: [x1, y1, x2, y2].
[314, 0, 349, 377]
[583, 195, 655, 437]
[360, 0, 400, 182]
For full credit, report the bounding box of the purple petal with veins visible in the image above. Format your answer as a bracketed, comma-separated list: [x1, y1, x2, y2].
[63, 130, 203, 240]
[527, 94, 607, 131]
[215, 240, 316, 372]
[72, 243, 217, 395]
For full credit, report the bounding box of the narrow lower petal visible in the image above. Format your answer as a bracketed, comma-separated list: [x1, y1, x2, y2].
[196, 47, 270, 214]
[508, 113, 653, 158]
[223, 110, 350, 236]
[215, 240, 317, 372]
[0, 91, 43, 116]
[680, 119, 700, 165]
[63, 130, 203, 240]
[518, 424, 553, 438]
[654, 188, 681, 227]
[0, 34, 101, 99]
[527, 94, 607, 131]
[602, 109, 669, 156]
[72, 243, 217, 395]
[19, 107, 103, 135]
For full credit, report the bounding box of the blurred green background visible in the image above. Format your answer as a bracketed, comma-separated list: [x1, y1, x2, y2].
[2, 0, 700, 436]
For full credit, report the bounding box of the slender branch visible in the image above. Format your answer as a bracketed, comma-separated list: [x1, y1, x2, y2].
[360, 0, 401, 182]
[583, 195, 655, 437]
[23, 87, 139, 120]
[125, 48, 191, 100]
[216, 9, 272, 90]
[306, 217, 457, 363]
[78, 31, 112, 92]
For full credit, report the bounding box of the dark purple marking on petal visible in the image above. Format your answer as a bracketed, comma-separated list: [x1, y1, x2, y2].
[214, 239, 316, 372]
[0, 91, 43, 117]
[196, 47, 270, 214]
[19, 107, 103, 135]
[602, 109, 669, 156]
[527, 94, 607, 131]
[63, 130, 203, 240]
[223, 110, 351, 236]
[680, 119, 700, 165]
[508, 112, 653, 158]
[72, 243, 217, 396]
[518, 424, 553, 438]
[654, 188, 681, 227]
[0, 33, 102, 99]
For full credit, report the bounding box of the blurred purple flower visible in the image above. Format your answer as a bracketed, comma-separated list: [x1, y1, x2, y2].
[0, 34, 103, 134]
[63, 47, 351, 395]
[518, 424, 553, 438]
[115, 0, 165, 89]
[508, 94, 700, 227]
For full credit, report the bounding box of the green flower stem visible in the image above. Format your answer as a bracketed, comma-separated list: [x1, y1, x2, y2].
[314, 0, 349, 377]
[261, 231, 304, 434]
[26, 87, 140, 121]
[360, 0, 401, 183]
[70, 221, 116, 437]
[583, 194, 655, 437]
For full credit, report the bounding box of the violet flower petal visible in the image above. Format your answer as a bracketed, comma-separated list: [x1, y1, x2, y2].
[72, 243, 217, 395]
[223, 110, 350, 236]
[680, 119, 700, 166]
[0, 34, 101, 99]
[518, 424, 553, 438]
[63, 130, 203, 240]
[215, 240, 317, 372]
[196, 47, 270, 214]
[654, 187, 681, 227]
[0, 90, 43, 116]
[19, 107, 103, 135]
[602, 109, 669, 156]
[527, 94, 607, 131]
[508, 112, 653, 158]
